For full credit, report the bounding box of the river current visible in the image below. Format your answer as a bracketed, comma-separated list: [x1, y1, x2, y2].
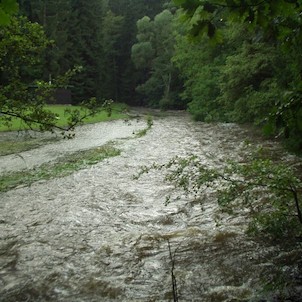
[0, 111, 301, 301]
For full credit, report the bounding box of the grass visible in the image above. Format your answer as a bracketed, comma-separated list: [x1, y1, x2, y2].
[0, 143, 121, 192]
[0, 103, 128, 156]
[0, 104, 150, 191]
[0, 103, 128, 132]
[135, 115, 153, 137]
[0, 137, 60, 156]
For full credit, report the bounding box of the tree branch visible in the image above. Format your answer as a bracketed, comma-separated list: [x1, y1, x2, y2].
[0, 109, 99, 133]
[167, 239, 179, 302]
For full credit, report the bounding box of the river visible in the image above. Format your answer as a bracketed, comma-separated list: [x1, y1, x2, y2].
[0, 111, 301, 301]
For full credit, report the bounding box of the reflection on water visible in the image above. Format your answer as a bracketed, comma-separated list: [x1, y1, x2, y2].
[0, 112, 301, 301]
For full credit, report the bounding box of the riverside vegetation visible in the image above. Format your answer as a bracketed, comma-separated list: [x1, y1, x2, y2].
[0, 102, 128, 156]
[0, 0, 302, 300]
[1, 1, 302, 152]
[135, 145, 302, 240]
[0, 143, 121, 193]
[0, 113, 153, 193]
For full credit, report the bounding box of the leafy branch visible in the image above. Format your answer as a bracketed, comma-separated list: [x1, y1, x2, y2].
[0, 16, 113, 136]
[174, 0, 301, 40]
[0, 66, 112, 136]
[135, 150, 302, 239]
[0, 98, 113, 136]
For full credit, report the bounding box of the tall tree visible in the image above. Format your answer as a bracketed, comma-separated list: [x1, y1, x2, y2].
[105, 0, 168, 104]
[99, 10, 124, 100]
[131, 9, 183, 108]
[66, 0, 104, 103]
[18, 0, 72, 79]
[173, 0, 302, 150]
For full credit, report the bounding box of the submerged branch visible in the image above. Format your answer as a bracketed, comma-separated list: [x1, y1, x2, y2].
[167, 239, 179, 302]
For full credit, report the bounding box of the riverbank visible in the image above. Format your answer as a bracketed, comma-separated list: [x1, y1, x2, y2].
[0, 112, 301, 301]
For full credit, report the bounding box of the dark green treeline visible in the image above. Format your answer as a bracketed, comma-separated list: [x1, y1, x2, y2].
[16, 0, 302, 151]
[17, 0, 168, 104]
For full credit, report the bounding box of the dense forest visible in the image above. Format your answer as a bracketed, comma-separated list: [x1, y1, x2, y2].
[1, 2, 302, 300]
[16, 0, 169, 104]
[1, 0, 302, 151]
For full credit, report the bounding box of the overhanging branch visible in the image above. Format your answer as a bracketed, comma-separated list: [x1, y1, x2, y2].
[0, 109, 98, 133]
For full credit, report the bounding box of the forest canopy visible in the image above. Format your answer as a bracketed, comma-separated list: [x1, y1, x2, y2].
[172, 0, 302, 151]
[1, 0, 302, 151]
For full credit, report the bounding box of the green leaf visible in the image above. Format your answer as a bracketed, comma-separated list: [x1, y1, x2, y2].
[0, 9, 10, 25]
[262, 122, 275, 136]
[1, 0, 18, 14]
[190, 20, 208, 37]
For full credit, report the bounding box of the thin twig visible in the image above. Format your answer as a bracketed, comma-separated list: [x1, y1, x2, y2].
[167, 239, 179, 302]
[0, 109, 102, 132]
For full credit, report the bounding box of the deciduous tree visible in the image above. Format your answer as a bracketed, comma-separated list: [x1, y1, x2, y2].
[132, 10, 184, 108]
[0, 16, 104, 133]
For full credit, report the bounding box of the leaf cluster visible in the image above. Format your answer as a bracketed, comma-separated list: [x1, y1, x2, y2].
[172, 0, 302, 151]
[0, 16, 111, 135]
[136, 150, 302, 239]
[0, 0, 18, 26]
[131, 9, 185, 109]
[173, 0, 301, 41]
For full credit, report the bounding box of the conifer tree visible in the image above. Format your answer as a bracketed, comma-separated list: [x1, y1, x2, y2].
[66, 0, 103, 102]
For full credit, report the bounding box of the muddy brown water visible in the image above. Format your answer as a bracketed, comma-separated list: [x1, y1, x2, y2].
[0, 111, 301, 301]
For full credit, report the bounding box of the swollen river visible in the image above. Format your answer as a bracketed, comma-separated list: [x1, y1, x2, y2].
[0, 111, 301, 301]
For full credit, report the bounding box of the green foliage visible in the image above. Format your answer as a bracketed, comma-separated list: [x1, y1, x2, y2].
[173, 31, 224, 121]
[173, 20, 282, 123]
[265, 87, 302, 152]
[131, 9, 184, 109]
[219, 41, 279, 123]
[135, 115, 153, 137]
[0, 0, 18, 26]
[0, 143, 121, 192]
[0, 16, 53, 130]
[172, 0, 302, 151]
[0, 16, 49, 79]
[0, 16, 110, 134]
[136, 149, 302, 239]
[173, 0, 301, 41]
